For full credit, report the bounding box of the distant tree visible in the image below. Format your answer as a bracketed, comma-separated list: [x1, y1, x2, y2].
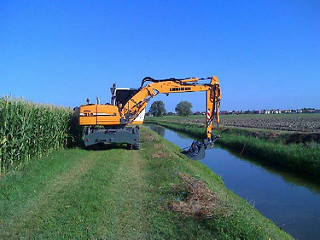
[149, 101, 166, 116]
[175, 101, 193, 116]
[166, 112, 175, 116]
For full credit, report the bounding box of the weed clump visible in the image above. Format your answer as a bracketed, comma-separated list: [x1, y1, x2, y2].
[168, 173, 224, 218]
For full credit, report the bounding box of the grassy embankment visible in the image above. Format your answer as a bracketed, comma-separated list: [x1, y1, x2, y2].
[0, 126, 291, 239]
[145, 116, 320, 178]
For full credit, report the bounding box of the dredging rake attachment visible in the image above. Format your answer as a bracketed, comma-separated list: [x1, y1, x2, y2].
[182, 135, 220, 160]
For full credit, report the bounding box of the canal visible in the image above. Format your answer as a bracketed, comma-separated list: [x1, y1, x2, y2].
[148, 125, 320, 240]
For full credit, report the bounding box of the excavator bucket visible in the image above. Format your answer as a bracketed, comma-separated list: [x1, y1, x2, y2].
[182, 135, 220, 160]
[182, 141, 206, 160]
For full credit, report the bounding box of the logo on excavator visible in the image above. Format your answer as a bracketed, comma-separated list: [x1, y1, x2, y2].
[170, 87, 192, 91]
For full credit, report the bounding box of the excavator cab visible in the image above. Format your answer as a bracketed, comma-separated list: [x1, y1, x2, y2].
[111, 88, 139, 107]
[110, 86, 146, 125]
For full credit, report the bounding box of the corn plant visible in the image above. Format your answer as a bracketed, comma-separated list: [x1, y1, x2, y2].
[0, 97, 76, 175]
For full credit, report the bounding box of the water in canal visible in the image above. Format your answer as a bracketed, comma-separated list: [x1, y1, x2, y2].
[148, 125, 320, 240]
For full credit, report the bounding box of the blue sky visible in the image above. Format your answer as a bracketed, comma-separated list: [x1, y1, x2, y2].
[0, 0, 319, 112]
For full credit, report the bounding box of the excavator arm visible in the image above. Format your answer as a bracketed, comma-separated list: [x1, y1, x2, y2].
[121, 76, 221, 140]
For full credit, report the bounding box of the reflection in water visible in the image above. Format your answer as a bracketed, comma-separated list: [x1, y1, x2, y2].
[149, 125, 165, 137]
[147, 124, 320, 240]
[217, 144, 320, 194]
[176, 131, 194, 139]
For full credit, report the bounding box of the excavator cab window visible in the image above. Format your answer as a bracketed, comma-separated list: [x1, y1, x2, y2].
[115, 89, 139, 106]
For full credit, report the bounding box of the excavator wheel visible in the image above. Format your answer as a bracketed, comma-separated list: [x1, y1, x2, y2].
[127, 143, 140, 150]
[133, 143, 140, 150]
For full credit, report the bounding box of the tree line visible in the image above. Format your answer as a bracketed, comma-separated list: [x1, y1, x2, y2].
[148, 100, 193, 116]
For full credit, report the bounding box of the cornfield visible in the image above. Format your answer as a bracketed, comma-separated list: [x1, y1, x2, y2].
[0, 97, 77, 174]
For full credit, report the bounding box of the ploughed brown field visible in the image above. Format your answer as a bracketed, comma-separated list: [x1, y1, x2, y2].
[167, 113, 320, 133]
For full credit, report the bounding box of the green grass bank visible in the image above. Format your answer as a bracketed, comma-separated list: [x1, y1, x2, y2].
[0, 126, 291, 239]
[145, 117, 320, 178]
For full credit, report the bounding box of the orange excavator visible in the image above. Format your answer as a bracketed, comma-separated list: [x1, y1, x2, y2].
[77, 76, 221, 159]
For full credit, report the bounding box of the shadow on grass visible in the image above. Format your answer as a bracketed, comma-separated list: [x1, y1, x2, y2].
[85, 143, 133, 151]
